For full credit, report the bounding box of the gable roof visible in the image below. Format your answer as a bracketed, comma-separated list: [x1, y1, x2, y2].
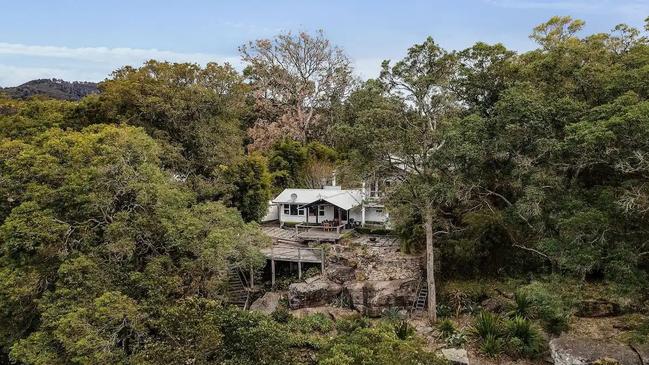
[272, 188, 363, 211]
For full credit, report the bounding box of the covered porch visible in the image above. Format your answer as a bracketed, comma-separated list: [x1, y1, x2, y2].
[298, 199, 358, 228]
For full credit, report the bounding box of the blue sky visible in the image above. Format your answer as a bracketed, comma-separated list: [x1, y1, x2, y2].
[1, 0, 648, 86]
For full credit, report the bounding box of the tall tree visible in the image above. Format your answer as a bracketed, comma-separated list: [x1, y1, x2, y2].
[378, 37, 460, 322]
[90, 60, 248, 178]
[240, 30, 354, 150]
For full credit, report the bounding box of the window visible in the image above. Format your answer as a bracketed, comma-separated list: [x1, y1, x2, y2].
[283, 204, 290, 215]
[298, 207, 305, 215]
[375, 209, 383, 214]
[318, 206, 325, 216]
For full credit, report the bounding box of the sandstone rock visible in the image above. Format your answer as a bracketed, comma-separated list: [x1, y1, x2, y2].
[550, 336, 641, 365]
[441, 348, 469, 365]
[326, 264, 355, 284]
[344, 279, 417, 317]
[631, 343, 649, 364]
[576, 299, 621, 318]
[249, 291, 282, 314]
[288, 279, 342, 309]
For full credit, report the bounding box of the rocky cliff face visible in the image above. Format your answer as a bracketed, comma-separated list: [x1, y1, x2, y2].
[288, 235, 423, 317]
[1, 79, 99, 100]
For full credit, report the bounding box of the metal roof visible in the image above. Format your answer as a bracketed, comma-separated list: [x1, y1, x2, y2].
[272, 188, 363, 210]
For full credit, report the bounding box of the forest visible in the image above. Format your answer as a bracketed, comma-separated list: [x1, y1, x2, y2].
[1, 15, 649, 364]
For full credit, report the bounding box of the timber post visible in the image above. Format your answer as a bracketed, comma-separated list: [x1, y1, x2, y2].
[298, 248, 302, 280]
[271, 247, 275, 288]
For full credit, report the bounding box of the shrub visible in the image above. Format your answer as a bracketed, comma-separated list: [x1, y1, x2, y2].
[472, 311, 502, 340]
[293, 313, 334, 334]
[319, 325, 446, 365]
[335, 315, 371, 334]
[504, 316, 543, 357]
[437, 319, 456, 338]
[446, 331, 468, 347]
[436, 304, 452, 318]
[382, 307, 406, 322]
[512, 283, 571, 335]
[394, 320, 415, 340]
[508, 290, 536, 319]
[480, 334, 504, 357]
[271, 306, 292, 323]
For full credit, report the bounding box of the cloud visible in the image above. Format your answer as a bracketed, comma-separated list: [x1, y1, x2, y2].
[0, 42, 241, 86]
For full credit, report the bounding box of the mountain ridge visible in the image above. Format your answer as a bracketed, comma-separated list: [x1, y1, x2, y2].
[1, 78, 99, 100]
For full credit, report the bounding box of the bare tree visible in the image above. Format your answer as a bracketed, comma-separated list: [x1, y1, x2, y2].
[241, 30, 354, 150]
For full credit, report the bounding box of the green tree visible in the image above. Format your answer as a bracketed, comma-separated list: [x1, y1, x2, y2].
[0, 124, 270, 363]
[225, 153, 272, 222]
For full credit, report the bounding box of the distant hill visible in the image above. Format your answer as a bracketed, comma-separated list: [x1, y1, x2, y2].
[1, 79, 99, 100]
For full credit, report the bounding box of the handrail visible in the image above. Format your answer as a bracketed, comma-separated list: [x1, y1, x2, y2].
[268, 245, 324, 263]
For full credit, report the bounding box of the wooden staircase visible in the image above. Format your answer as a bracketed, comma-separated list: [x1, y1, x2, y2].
[413, 282, 428, 312]
[227, 267, 250, 309]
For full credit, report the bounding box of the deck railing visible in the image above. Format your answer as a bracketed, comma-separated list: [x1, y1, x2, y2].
[267, 245, 324, 263]
[295, 223, 346, 235]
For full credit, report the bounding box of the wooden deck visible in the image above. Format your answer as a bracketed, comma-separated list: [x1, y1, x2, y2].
[260, 244, 323, 263]
[296, 229, 343, 242]
[260, 243, 325, 285]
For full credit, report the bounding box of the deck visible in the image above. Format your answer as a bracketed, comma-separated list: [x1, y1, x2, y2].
[260, 244, 324, 263]
[260, 243, 324, 285]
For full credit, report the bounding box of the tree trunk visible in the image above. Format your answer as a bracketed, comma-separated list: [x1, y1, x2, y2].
[425, 206, 437, 323]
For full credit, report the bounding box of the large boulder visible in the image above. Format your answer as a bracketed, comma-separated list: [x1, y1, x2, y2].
[440, 348, 469, 365]
[344, 279, 417, 317]
[550, 336, 642, 365]
[288, 279, 342, 309]
[249, 291, 282, 314]
[326, 264, 355, 284]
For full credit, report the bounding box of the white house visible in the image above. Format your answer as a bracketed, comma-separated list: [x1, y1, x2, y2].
[271, 184, 389, 228]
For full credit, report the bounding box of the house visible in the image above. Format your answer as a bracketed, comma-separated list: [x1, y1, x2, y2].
[271, 183, 389, 228]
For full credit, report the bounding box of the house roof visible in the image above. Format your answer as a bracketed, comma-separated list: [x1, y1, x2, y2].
[273, 188, 363, 211]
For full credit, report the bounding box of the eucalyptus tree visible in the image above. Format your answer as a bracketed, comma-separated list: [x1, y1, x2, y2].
[240, 30, 354, 150]
[377, 37, 462, 322]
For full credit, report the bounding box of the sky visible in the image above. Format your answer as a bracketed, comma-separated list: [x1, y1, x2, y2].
[1, 0, 648, 86]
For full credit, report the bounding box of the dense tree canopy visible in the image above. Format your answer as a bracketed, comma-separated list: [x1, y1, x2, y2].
[3, 18, 649, 363]
[334, 16, 649, 292]
[0, 124, 270, 364]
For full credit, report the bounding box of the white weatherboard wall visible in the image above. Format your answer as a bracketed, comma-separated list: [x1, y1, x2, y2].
[279, 204, 336, 224]
[279, 204, 305, 224]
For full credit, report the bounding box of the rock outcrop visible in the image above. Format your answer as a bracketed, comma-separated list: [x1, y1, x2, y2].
[288, 279, 342, 309]
[440, 348, 469, 365]
[249, 291, 282, 314]
[550, 336, 642, 365]
[344, 279, 418, 317]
